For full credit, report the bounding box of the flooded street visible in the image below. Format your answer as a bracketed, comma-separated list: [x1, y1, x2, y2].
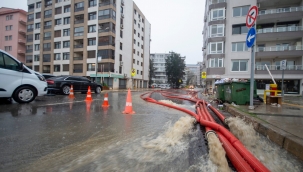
[0, 90, 302, 171]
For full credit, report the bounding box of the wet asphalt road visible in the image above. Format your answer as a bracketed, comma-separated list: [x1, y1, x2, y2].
[0, 91, 208, 172]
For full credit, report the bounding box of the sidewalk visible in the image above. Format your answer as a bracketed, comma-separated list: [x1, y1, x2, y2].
[222, 96, 303, 161]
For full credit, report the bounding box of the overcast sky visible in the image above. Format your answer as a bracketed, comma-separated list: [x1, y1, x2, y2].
[0, 0, 205, 64]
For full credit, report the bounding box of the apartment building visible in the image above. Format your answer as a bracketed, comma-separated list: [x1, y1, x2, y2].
[202, 0, 303, 95]
[185, 64, 201, 86]
[150, 52, 186, 84]
[25, 0, 151, 89]
[0, 7, 27, 62]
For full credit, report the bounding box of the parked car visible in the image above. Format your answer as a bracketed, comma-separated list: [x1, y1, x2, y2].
[0, 49, 48, 103]
[46, 76, 102, 95]
[42, 74, 55, 79]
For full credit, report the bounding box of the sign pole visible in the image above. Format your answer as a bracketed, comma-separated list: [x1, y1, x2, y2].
[282, 69, 284, 102]
[249, 45, 255, 109]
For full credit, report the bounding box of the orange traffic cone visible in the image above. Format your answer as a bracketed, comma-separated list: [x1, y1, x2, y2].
[102, 93, 110, 107]
[85, 86, 93, 101]
[122, 89, 135, 114]
[69, 85, 75, 99]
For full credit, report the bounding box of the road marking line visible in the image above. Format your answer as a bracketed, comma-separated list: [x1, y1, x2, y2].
[41, 99, 103, 106]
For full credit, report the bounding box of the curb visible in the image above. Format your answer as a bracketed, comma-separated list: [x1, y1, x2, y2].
[223, 103, 303, 161]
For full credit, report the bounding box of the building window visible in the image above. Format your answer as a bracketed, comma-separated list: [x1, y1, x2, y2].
[133, 49, 135, 54]
[120, 30, 123, 38]
[137, 42, 140, 47]
[5, 25, 13, 31]
[64, 5, 70, 13]
[56, 0, 62, 3]
[209, 58, 224, 68]
[35, 23, 40, 29]
[63, 53, 70, 60]
[233, 6, 250, 17]
[44, 10, 52, 18]
[120, 42, 122, 50]
[142, 18, 144, 23]
[55, 7, 62, 15]
[210, 24, 224, 37]
[134, 19, 136, 24]
[137, 70, 139, 74]
[142, 27, 144, 32]
[138, 23, 140, 28]
[63, 41, 70, 48]
[54, 65, 60, 72]
[34, 44, 40, 51]
[134, 39, 136, 44]
[134, 29, 136, 34]
[5, 46, 12, 51]
[5, 15, 12, 20]
[232, 42, 248, 52]
[36, 2, 41, 8]
[63, 64, 69, 71]
[88, 12, 96, 20]
[28, 14, 34, 21]
[63, 29, 70, 36]
[138, 33, 140, 37]
[231, 60, 248, 71]
[89, 0, 97, 7]
[5, 35, 12, 41]
[36, 12, 41, 19]
[54, 42, 61, 49]
[54, 30, 61, 37]
[54, 53, 61, 60]
[74, 27, 84, 36]
[232, 24, 248, 34]
[55, 18, 61, 25]
[63, 17, 70, 24]
[137, 61, 139, 65]
[88, 25, 96, 33]
[210, 8, 225, 21]
[88, 38, 96, 46]
[87, 50, 95, 58]
[43, 43, 51, 51]
[34, 55, 40, 61]
[44, 32, 51, 40]
[134, 9, 136, 14]
[75, 2, 84, 12]
[44, 21, 52, 29]
[27, 24, 34, 32]
[141, 36, 144, 41]
[209, 42, 223, 54]
[35, 33, 40, 40]
[43, 54, 51, 62]
[87, 64, 95, 71]
[133, 59, 135, 63]
[119, 54, 122, 61]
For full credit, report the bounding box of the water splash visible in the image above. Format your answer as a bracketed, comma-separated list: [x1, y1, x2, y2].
[226, 117, 301, 171]
[159, 100, 195, 109]
[207, 133, 231, 172]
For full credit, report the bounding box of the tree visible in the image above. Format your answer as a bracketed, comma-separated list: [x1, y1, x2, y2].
[149, 59, 156, 85]
[165, 52, 186, 88]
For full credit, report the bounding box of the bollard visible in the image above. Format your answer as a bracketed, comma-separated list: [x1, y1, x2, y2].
[270, 84, 277, 96]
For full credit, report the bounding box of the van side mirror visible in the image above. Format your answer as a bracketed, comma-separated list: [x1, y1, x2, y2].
[19, 62, 24, 71]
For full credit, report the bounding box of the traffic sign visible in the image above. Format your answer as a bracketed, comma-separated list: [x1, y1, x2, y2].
[246, 27, 256, 48]
[280, 60, 287, 70]
[246, 6, 258, 28]
[201, 72, 206, 79]
[131, 68, 136, 77]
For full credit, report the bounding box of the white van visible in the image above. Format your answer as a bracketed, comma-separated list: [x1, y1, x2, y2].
[0, 50, 48, 103]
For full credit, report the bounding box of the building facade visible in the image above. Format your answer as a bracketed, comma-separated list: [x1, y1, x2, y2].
[0, 7, 27, 62]
[185, 64, 201, 86]
[25, 0, 151, 89]
[150, 53, 186, 85]
[203, 0, 303, 95]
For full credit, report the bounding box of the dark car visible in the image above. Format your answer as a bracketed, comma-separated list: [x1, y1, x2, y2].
[42, 74, 55, 79]
[46, 76, 102, 95]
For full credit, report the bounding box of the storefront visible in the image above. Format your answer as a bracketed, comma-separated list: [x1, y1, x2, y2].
[256, 79, 301, 94]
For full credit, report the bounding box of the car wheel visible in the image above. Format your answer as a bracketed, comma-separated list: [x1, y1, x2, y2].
[61, 85, 70, 95]
[95, 86, 102, 94]
[13, 86, 36, 103]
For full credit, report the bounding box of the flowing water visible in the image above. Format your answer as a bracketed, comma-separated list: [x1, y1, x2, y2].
[226, 117, 303, 172]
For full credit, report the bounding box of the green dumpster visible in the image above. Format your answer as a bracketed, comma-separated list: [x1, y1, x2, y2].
[224, 81, 257, 105]
[215, 83, 228, 101]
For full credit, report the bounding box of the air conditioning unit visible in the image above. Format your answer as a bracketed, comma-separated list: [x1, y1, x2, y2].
[120, 61, 123, 66]
[121, 0, 124, 6]
[121, 14, 124, 18]
[120, 24, 124, 29]
[124, 74, 127, 77]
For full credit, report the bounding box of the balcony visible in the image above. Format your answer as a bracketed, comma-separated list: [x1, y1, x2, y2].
[74, 44, 83, 48]
[73, 57, 83, 60]
[75, 7, 84, 12]
[27, 39, 33, 43]
[44, 37, 51, 40]
[207, 67, 225, 75]
[43, 48, 51, 51]
[73, 69, 83, 73]
[256, 46, 303, 58]
[19, 29, 26, 35]
[26, 49, 33, 53]
[18, 39, 26, 44]
[44, 14, 52, 19]
[28, 18, 34, 22]
[209, 0, 226, 11]
[257, 6, 303, 24]
[18, 50, 25, 54]
[19, 19, 26, 25]
[99, 1, 116, 8]
[257, 26, 303, 41]
[74, 19, 84, 24]
[255, 65, 303, 75]
[44, 25, 52, 29]
[27, 28, 33, 32]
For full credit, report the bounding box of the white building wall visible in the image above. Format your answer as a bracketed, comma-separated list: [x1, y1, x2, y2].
[143, 19, 151, 81]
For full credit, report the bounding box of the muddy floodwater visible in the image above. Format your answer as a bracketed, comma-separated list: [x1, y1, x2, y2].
[0, 91, 302, 171]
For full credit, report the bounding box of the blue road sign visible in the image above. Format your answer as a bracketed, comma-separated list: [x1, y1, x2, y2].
[246, 27, 256, 48]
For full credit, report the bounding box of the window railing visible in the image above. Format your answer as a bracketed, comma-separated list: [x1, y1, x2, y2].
[73, 69, 83, 73]
[256, 45, 303, 52]
[256, 65, 303, 70]
[43, 58, 51, 62]
[209, 0, 226, 5]
[27, 28, 33, 32]
[27, 39, 33, 42]
[210, 33, 224, 37]
[99, 1, 116, 7]
[28, 18, 34, 22]
[44, 25, 52, 29]
[43, 47, 51, 51]
[74, 56, 83, 60]
[74, 44, 83, 48]
[257, 26, 303, 33]
[28, 8, 34, 12]
[44, 14, 52, 18]
[43, 70, 51, 73]
[98, 15, 110, 20]
[74, 19, 84, 24]
[259, 6, 303, 15]
[26, 49, 33, 53]
[44, 36, 51, 40]
[75, 7, 84, 12]
[74, 32, 84, 36]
